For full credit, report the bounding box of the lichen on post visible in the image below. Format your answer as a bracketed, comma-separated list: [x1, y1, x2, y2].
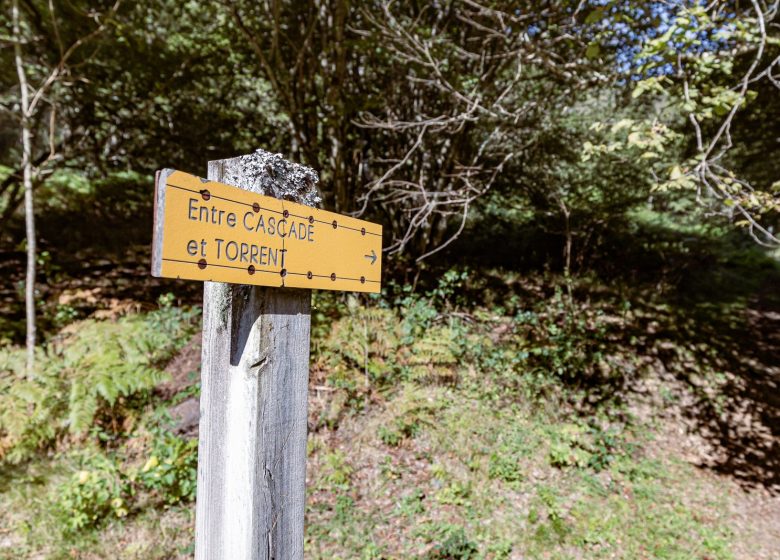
[219, 149, 321, 206]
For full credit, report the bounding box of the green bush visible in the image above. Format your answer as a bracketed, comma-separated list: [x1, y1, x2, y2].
[519, 287, 611, 383]
[55, 453, 131, 532]
[587, 425, 633, 472]
[546, 422, 633, 472]
[378, 411, 427, 447]
[0, 348, 66, 463]
[488, 452, 524, 485]
[52, 429, 197, 534]
[318, 450, 353, 490]
[137, 430, 198, 505]
[378, 392, 439, 448]
[391, 269, 467, 346]
[396, 488, 426, 518]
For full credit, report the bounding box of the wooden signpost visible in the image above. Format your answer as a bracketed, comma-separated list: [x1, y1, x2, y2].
[152, 169, 382, 293]
[151, 150, 382, 560]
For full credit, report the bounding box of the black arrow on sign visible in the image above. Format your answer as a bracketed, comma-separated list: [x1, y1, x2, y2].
[364, 249, 377, 265]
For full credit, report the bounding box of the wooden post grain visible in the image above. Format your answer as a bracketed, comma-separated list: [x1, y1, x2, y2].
[195, 151, 319, 560]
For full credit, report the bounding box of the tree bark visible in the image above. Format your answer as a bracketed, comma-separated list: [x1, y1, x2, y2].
[12, 0, 37, 376]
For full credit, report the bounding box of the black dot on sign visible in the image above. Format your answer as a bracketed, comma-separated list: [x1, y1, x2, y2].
[253, 202, 260, 213]
[198, 259, 207, 269]
[200, 189, 211, 201]
[308, 215, 314, 224]
[283, 209, 289, 218]
[330, 273, 336, 281]
[332, 220, 338, 229]
[361, 227, 366, 236]
[248, 265, 255, 275]
[280, 268, 287, 278]
[360, 276, 365, 284]
[307, 271, 313, 279]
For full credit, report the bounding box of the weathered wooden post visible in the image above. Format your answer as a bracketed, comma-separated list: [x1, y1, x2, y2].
[151, 150, 382, 560]
[195, 152, 315, 559]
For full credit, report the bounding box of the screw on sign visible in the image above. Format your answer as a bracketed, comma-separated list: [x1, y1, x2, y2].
[151, 150, 382, 560]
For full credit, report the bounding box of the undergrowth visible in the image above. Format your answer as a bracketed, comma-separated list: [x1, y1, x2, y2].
[53, 428, 198, 533]
[0, 295, 199, 464]
[2, 259, 770, 558]
[301, 267, 754, 558]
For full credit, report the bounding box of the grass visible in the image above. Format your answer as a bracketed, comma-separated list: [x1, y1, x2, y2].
[0, 387, 735, 559]
[302, 381, 735, 559]
[1, 239, 777, 557]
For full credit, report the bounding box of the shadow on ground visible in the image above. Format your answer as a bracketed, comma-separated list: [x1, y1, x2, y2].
[438, 213, 780, 493]
[629, 279, 780, 493]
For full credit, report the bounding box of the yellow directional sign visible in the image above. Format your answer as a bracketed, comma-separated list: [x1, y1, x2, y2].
[151, 170, 382, 293]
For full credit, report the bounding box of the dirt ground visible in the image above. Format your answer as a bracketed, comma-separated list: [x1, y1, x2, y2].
[628, 286, 780, 560]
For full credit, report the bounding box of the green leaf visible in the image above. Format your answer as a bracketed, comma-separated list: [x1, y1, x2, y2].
[585, 8, 605, 25]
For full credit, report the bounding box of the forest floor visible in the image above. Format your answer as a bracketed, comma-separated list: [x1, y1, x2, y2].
[0, 225, 779, 558]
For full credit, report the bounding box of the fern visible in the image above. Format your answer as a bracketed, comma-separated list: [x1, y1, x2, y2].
[314, 305, 404, 391]
[0, 349, 66, 462]
[406, 325, 461, 384]
[59, 316, 175, 433]
[0, 302, 199, 463]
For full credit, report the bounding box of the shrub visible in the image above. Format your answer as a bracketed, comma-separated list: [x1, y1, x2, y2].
[0, 348, 66, 463]
[378, 409, 428, 447]
[137, 430, 198, 505]
[488, 452, 524, 485]
[518, 287, 611, 383]
[417, 522, 479, 560]
[377, 388, 440, 448]
[53, 429, 198, 534]
[546, 422, 633, 472]
[319, 450, 353, 490]
[318, 304, 403, 390]
[55, 453, 131, 532]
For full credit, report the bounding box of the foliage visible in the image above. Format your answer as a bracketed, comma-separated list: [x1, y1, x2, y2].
[0, 2, 777, 557]
[311, 272, 468, 429]
[521, 288, 613, 383]
[625, 2, 780, 245]
[137, 430, 197, 506]
[416, 522, 479, 560]
[378, 399, 436, 448]
[396, 489, 425, 518]
[546, 422, 633, 472]
[52, 427, 197, 535]
[0, 297, 199, 463]
[0, 347, 63, 463]
[54, 452, 131, 532]
[318, 450, 353, 491]
[2, 256, 763, 557]
[487, 451, 524, 487]
[0, 0, 646, 262]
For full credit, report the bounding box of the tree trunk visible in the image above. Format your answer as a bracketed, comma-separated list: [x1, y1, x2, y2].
[12, 0, 37, 375]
